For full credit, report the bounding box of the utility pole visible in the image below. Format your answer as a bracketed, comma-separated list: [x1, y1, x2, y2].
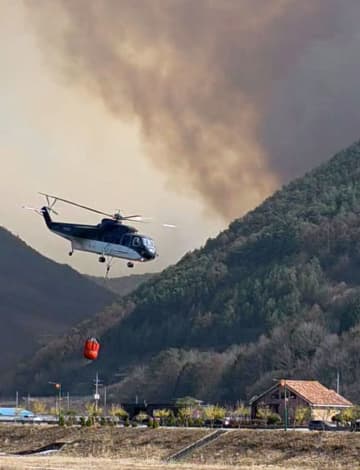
[104, 386, 107, 415]
[48, 382, 61, 417]
[280, 379, 288, 431]
[57, 384, 62, 416]
[94, 372, 100, 413]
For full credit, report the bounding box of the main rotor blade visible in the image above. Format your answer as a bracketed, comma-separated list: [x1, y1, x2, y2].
[126, 216, 176, 227]
[124, 215, 176, 227]
[126, 219, 150, 224]
[121, 215, 148, 223]
[122, 215, 143, 220]
[39, 193, 113, 218]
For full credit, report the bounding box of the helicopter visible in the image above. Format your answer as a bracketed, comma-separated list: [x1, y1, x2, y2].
[24, 193, 175, 275]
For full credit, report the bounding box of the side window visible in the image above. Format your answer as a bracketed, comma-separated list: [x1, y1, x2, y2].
[122, 235, 131, 247]
[132, 236, 141, 247]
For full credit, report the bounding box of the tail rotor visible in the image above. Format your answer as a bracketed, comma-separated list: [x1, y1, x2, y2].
[22, 205, 58, 216]
[22, 206, 44, 216]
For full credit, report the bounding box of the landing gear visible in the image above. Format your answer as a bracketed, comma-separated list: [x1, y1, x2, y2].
[69, 250, 73, 256]
[127, 261, 134, 268]
[105, 257, 114, 279]
[99, 254, 113, 278]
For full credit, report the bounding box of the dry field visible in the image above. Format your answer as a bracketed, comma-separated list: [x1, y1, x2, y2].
[0, 455, 323, 470]
[0, 455, 352, 470]
[0, 426, 209, 459]
[187, 430, 360, 469]
[0, 425, 359, 469]
[0, 456, 296, 470]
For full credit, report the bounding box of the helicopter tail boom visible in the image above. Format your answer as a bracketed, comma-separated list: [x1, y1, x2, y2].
[40, 206, 53, 229]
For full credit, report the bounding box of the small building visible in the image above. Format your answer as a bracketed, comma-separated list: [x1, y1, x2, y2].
[250, 380, 353, 423]
[122, 399, 204, 419]
[122, 403, 180, 419]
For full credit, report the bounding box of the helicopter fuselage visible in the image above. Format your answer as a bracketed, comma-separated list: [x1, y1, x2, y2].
[41, 207, 157, 262]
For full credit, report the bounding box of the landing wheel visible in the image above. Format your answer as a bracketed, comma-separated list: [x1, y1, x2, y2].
[69, 251, 73, 256]
[127, 261, 134, 268]
[99, 256, 106, 263]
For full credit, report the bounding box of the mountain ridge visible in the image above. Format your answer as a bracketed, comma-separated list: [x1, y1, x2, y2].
[0, 227, 115, 374]
[11, 140, 360, 403]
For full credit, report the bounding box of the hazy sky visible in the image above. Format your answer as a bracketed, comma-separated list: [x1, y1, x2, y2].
[1, 1, 225, 276]
[2, 1, 360, 276]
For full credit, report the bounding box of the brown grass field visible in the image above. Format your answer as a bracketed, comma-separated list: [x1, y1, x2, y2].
[0, 455, 324, 470]
[0, 425, 359, 469]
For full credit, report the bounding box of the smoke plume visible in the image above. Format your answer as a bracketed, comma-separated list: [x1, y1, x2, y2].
[26, 0, 360, 219]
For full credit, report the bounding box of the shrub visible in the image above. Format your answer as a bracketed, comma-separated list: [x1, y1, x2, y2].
[168, 412, 177, 427]
[335, 407, 354, 425]
[153, 408, 171, 426]
[267, 413, 281, 425]
[294, 407, 311, 425]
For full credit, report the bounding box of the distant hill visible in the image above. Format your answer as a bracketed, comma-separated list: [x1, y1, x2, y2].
[12, 140, 360, 403]
[91, 273, 155, 297]
[0, 228, 115, 380]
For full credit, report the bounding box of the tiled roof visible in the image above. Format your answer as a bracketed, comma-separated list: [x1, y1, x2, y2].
[284, 380, 352, 407]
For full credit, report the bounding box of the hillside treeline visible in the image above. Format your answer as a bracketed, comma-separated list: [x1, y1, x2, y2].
[13, 141, 360, 403]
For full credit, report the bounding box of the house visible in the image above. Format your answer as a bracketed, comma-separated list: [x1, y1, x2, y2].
[250, 380, 353, 423]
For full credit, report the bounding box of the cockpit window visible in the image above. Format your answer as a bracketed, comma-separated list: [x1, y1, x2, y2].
[143, 237, 156, 253]
[132, 236, 141, 247]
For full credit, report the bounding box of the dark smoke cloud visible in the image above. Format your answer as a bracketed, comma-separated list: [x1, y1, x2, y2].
[26, 0, 360, 219]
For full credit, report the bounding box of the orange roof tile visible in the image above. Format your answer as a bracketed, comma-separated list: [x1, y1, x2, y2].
[284, 380, 352, 407]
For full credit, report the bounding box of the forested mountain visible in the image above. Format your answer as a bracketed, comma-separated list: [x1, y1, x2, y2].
[12, 141, 360, 403]
[0, 228, 115, 377]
